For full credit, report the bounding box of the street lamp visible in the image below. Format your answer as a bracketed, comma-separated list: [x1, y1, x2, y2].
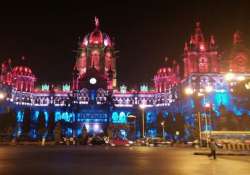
[203, 85, 214, 147]
[205, 85, 213, 93]
[225, 72, 235, 81]
[184, 87, 194, 95]
[139, 104, 146, 138]
[236, 75, 245, 81]
[184, 85, 213, 147]
[161, 121, 165, 140]
[0, 92, 6, 100]
[184, 86, 202, 146]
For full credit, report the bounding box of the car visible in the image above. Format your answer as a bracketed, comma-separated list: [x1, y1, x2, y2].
[89, 136, 106, 145]
[109, 138, 132, 147]
[135, 138, 149, 146]
[148, 137, 171, 147]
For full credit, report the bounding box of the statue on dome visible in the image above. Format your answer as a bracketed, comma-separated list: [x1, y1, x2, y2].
[95, 16, 99, 28]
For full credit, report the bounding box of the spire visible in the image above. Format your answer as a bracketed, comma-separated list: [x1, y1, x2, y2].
[94, 16, 100, 28]
[195, 22, 201, 32]
[184, 42, 188, 51]
[194, 21, 204, 43]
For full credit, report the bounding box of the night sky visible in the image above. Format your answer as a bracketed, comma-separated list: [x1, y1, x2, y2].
[0, 1, 250, 88]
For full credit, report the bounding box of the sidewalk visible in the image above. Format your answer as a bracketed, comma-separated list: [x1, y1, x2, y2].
[194, 148, 250, 156]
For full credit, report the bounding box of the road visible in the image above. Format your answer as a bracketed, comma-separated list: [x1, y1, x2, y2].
[0, 146, 249, 175]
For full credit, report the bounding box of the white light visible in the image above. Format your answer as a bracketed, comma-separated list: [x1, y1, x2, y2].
[184, 87, 193, 95]
[236, 75, 245, 81]
[89, 77, 97, 85]
[225, 72, 235, 81]
[245, 83, 250, 90]
[85, 123, 90, 131]
[205, 103, 211, 108]
[93, 123, 100, 132]
[127, 115, 136, 119]
[197, 92, 204, 97]
[104, 39, 108, 46]
[205, 86, 213, 93]
[139, 104, 146, 109]
[0, 93, 6, 100]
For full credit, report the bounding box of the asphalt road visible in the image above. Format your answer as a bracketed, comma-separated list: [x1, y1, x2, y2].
[0, 146, 249, 175]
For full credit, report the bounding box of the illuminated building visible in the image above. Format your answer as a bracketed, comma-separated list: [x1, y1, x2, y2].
[0, 19, 250, 139]
[176, 23, 250, 135]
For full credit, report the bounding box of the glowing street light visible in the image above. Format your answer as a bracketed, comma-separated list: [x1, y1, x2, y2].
[139, 104, 146, 109]
[236, 75, 245, 81]
[0, 92, 6, 100]
[225, 72, 235, 81]
[205, 86, 213, 93]
[184, 87, 194, 95]
[245, 82, 250, 90]
[161, 121, 165, 140]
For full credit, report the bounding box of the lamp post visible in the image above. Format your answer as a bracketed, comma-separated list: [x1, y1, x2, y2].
[161, 121, 165, 140]
[139, 104, 146, 138]
[184, 87, 202, 146]
[184, 85, 213, 147]
[201, 85, 213, 147]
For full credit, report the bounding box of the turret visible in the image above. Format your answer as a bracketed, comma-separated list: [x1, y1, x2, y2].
[183, 22, 220, 77]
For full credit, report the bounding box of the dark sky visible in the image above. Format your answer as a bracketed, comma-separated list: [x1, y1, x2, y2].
[0, 1, 250, 87]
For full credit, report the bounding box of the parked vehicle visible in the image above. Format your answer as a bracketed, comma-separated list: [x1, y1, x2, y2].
[147, 137, 172, 147]
[135, 138, 149, 146]
[109, 138, 133, 147]
[89, 136, 106, 145]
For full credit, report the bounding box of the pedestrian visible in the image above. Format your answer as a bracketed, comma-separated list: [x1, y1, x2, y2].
[209, 138, 218, 159]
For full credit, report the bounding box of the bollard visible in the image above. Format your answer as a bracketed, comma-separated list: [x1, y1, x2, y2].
[11, 138, 16, 146]
[66, 139, 70, 146]
[231, 143, 235, 150]
[234, 144, 238, 151]
[247, 144, 250, 151]
[224, 143, 228, 150]
[238, 144, 243, 151]
[41, 137, 46, 146]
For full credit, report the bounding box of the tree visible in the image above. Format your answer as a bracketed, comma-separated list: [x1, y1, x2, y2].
[156, 112, 164, 137]
[165, 113, 175, 139]
[37, 111, 46, 139]
[0, 108, 17, 140]
[186, 118, 199, 141]
[175, 113, 185, 140]
[216, 105, 239, 131]
[22, 108, 31, 138]
[48, 111, 55, 136]
[210, 110, 217, 130]
[54, 121, 62, 144]
[240, 113, 250, 131]
[226, 112, 239, 131]
[80, 124, 88, 145]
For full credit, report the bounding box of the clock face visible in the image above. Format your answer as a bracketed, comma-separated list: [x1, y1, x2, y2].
[89, 77, 97, 85]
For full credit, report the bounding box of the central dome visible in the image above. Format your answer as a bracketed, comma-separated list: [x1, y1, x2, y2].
[82, 17, 112, 47]
[89, 28, 104, 45]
